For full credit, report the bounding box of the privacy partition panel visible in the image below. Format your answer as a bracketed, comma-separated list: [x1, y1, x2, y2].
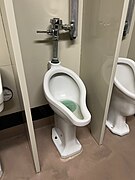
[80, 0, 129, 144]
[0, 0, 40, 172]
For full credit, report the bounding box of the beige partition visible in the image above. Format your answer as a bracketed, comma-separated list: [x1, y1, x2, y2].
[80, 0, 129, 144]
[0, 0, 40, 173]
[0, 12, 22, 116]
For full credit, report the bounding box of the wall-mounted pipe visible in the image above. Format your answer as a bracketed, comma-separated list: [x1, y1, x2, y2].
[123, 0, 135, 39]
[70, 0, 78, 39]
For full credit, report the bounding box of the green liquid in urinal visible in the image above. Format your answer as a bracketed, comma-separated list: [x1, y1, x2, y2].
[61, 100, 83, 119]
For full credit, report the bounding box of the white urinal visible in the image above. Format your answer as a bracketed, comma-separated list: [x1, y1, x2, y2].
[43, 62, 91, 158]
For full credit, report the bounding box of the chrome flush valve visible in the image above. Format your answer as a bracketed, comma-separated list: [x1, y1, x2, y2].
[37, 17, 76, 63]
[37, 17, 76, 40]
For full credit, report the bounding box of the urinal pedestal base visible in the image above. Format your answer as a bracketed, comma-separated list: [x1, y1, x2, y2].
[106, 115, 130, 136]
[52, 128, 82, 159]
[52, 114, 82, 158]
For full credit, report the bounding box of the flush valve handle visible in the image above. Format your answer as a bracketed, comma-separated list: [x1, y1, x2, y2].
[36, 30, 53, 35]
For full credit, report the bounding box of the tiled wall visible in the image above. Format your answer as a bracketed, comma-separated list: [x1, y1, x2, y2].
[0, 0, 83, 116]
[12, 0, 83, 108]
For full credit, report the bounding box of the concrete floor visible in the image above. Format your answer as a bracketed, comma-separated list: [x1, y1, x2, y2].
[0, 116, 135, 180]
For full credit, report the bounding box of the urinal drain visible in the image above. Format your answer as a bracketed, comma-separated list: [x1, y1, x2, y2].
[61, 100, 83, 119]
[61, 99, 83, 119]
[61, 100, 77, 112]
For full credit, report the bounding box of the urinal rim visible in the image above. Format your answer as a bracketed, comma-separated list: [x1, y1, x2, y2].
[43, 64, 91, 126]
[114, 57, 135, 100]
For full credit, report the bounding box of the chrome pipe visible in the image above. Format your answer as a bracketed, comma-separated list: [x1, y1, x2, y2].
[70, 0, 78, 39]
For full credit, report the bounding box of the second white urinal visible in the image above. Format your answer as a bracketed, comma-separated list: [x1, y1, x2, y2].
[106, 57, 135, 136]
